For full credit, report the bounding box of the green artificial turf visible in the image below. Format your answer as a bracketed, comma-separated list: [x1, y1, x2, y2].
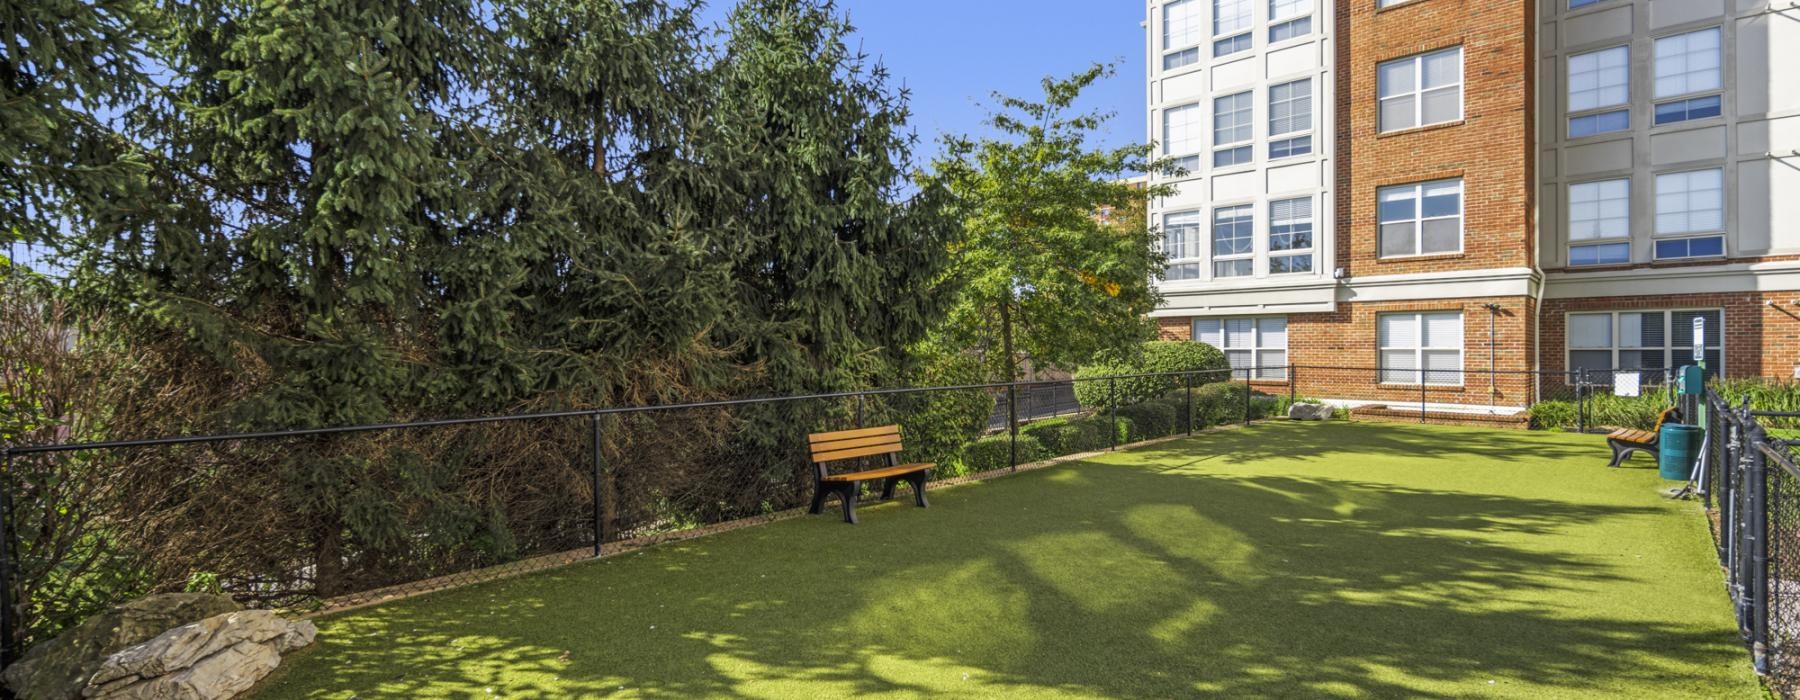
[257, 422, 1760, 699]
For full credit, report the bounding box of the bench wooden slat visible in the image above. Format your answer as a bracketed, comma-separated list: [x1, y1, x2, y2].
[812, 442, 907, 463]
[808, 434, 903, 457]
[822, 463, 932, 482]
[809, 425, 901, 445]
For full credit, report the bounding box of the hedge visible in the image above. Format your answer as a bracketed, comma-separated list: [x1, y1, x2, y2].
[1073, 341, 1231, 409]
[955, 434, 1050, 474]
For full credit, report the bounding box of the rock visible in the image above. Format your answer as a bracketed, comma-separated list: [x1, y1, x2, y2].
[1288, 402, 1334, 421]
[80, 610, 314, 700]
[86, 641, 278, 700]
[3, 593, 241, 700]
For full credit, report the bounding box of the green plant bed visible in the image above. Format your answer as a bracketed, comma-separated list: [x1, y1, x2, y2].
[954, 434, 1050, 474]
[1020, 416, 1112, 456]
[1073, 341, 1230, 409]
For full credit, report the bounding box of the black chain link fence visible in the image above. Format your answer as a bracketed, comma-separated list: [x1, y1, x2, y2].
[1701, 391, 1800, 696]
[0, 362, 1715, 670]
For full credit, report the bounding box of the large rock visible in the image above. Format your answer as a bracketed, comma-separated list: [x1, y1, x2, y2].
[3, 594, 242, 700]
[81, 611, 315, 700]
[1288, 402, 1335, 421]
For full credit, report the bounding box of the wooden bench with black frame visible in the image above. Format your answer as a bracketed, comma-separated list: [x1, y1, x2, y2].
[806, 425, 931, 524]
[1607, 406, 1681, 467]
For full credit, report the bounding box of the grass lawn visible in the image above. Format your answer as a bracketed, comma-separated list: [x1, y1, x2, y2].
[257, 422, 1759, 699]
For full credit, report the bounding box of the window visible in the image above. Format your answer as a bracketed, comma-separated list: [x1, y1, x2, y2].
[1378, 179, 1463, 257]
[1377, 0, 1416, 6]
[1379, 312, 1463, 385]
[1164, 210, 1203, 281]
[1654, 168, 1724, 259]
[1213, 91, 1253, 167]
[1569, 178, 1629, 266]
[1268, 78, 1312, 159]
[1569, 0, 1607, 8]
[1654, 27, 1722, 125]
[1212, 205, 1254, 277]
[1655, 95, 1722, 125]
[1378, 47, 1462, 132]
[1269, 0, 1311, 42]
[1213, 0, 1252, 57]
[1195, 317, 1287, 379]
[1163, 0, 1203, 70]
[1269, 197, 1313, 274]
[1568, 310, 1723, 378]
[1654, 28, 1721, 98]
[1569, 110, 1629, 138]
[1567, 45, 1629, 137]
[1162, 103, 1203, 173]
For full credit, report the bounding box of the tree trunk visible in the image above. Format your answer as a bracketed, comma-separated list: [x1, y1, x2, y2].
[312, 516, 344, 598]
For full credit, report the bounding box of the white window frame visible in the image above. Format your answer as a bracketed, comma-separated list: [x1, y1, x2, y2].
[1653, 168, 1725, 260]
[1268, 196, 1314, 274]
[1268, 0, 1311, 43]
[1377, 178, 1464, 258]
[1566, 309, 1724, 376]
[1212, 0, 1253, 58]
[1568, 178, 1631, 267]
[1377, 47, 1463, 133]
[1378, 312, 1464, 386]
[1213, 90, 1254, 168]
[1163, 209, 1204, 281]
[1194, 317, 1288, 380]
[1162, 0, 1204, 71]
[1566, 45, 1630, 138]
[1162, 102, 1204, 174]
[1268, 78, 1312, 160]
[1212, 204, 1255, 278]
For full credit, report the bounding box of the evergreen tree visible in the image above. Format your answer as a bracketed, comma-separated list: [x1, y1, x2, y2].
[928, 65, 1174, 382]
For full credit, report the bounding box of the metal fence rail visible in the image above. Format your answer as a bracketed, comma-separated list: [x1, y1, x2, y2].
[1702, 389, 1800, 694]
[0, 362, 1681, 669]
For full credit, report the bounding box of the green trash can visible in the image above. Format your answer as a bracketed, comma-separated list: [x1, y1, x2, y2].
[1658, 423, 1702, 480]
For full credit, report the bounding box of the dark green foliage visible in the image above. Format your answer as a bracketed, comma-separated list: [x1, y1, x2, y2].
[1021, 416, 1112, 456]
[955, 434, 1049, 475]
[18, 0, 957, 643]
[1191, 383, 1252, 427]
[1116, 399, 1181, 441]
[1073, 341, 1231, 408]
[927, 65, 1177, 382]
[894, 347, 995, 468]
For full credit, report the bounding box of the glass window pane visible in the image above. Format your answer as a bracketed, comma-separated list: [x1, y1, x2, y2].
[1378, 59, 1415, 98]
[1654, 27, 1721, 98]
[1258, 317, 1287, 348]
[1378, 314, 1418, 348]
[1422, 312, 1463, 348]
[1224, 318, 1254, 347]
[1421, 181, 1461, 217]
[1164, 0, 1203, 50]
[1569, 46, 1629, 111]
[1194, 318, 1224, 347]
[1213, 0, 1251, 36]
[1570, 350, 1614, 373]
[1570, 242, 1630, 266]
[1423, 48, 1461, 89]
[1421, 88, 1460, 124]
[1568, 314, 1613, 348]
[1380, 223, 1416, 256]
[1421, 219, 1460, 253]
[1258, 351, 1288, 379]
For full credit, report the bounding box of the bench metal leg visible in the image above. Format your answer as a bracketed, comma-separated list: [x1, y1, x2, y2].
[905, 471, 928, 508]
[1608, 439, 1655, 468]
[880, 477, 898, 501]
[838, 484, 859, 524]
[808, 484, 828, 515]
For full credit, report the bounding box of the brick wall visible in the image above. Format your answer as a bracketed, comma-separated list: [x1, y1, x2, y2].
[1541, 292, 1800, 380]
[1157, 317, 1192, 341]
[1335, 0, 1534, 279]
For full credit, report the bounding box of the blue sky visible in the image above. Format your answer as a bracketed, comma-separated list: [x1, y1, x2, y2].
[704, 0, 1148, 153]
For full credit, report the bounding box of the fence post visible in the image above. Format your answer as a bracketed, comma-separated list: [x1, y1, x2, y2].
[1419, 368, 1427, 424]
[1748, 424, 1772, 674]
[1185, 373, 1194, 436]
[590, 414, 605, 558]
[1241, 371, 1251, 427]
[1108, 377, 1118, 451]
[1576, 369, 1587, 434]
[1288, 364, 1297, 408]
[856, 394, 865, 428]
[1007, 384, 1018, 469]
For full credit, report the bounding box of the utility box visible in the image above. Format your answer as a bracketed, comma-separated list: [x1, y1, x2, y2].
[1677, 365, 1705, 395]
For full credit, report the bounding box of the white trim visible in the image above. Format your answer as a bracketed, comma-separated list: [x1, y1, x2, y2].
[1543, 260, 1800, 299]
[1339, 267, 1540, 302]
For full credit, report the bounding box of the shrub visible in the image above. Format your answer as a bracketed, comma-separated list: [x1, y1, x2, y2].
[895, 347, 995, 466]
[1072, 341, 1230, 409]
[955, 434, 1050, 474]
[1527, 400, 1578, 430]
[1117, 398, 1181, 441]
[1191, 382, 1250, 427]
[1021, 416, 1112, 456]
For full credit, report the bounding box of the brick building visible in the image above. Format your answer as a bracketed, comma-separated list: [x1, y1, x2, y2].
[1144, 0, 1800, 411]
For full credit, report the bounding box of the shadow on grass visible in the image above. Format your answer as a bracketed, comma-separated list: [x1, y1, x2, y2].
[258, 423, 1748, 698]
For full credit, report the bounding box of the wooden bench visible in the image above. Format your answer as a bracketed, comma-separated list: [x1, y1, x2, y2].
[807, 425, 931, 524]
[1607, 406, 1680, 467]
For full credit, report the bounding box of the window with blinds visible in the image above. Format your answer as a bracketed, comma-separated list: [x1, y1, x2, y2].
[1378, 312, 1464, 385]
[1164, 209, 1203, 281]
[1568, 309, 1723, 379]
[1269, 78, 1312, 160]
[1194, 317, 1288, 379]
[1268, 197, 1313, 274]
